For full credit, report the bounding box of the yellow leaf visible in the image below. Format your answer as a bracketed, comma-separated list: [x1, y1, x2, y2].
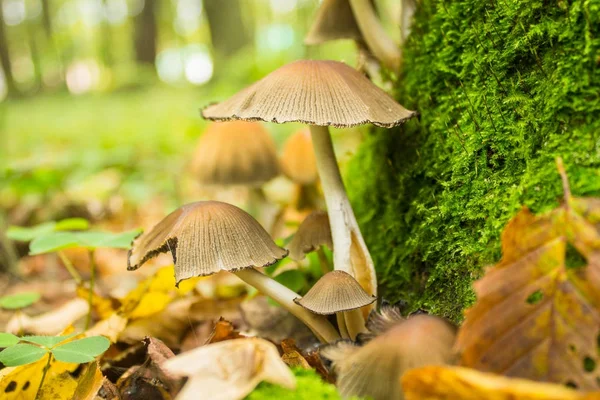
[402, 366, 597, 400]
[120, 266, 200, 319]
[128, 292, 172, 319]
[0, 357, 78, 400]
[76, 285, 115, 320]
[456, 197, 600, 390]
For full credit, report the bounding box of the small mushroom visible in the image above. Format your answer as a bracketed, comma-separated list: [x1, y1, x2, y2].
[202, 60, 416, 323]
[288, 211, 332, 275]
[191, 121, 280, 224]
[280, 129, 323, 211]
[191, 121, 279, 186]
[305, 0, 403, 72]
[321, 308, 457, 400]
[294, 270, 375, 340]
[128, 201, 339, 343]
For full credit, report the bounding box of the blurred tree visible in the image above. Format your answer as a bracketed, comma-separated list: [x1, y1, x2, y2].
[0, 5, 17, 97]
[204, 0, 250, 60]
[41, 0, 52, 38]
[134, 0, 158, 66]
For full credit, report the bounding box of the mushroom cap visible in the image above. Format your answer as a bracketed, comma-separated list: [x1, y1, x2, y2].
[288, 211, 332, 261]
[127, 201, 288, 284]
[202, 60, 416, 128]
[280, 129, 318, 185]
[305, 0, 362, 45]
[191, 121, 279, 186]
[294, 270, 376, 314]
[321, 314, 457, 400]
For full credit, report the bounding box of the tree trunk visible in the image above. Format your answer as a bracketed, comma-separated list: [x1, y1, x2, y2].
[134, 0, 158, 65]
[0, 5, 17, 97]
[203, 0, 250, 59]
[347, 0, 600, 322]
[41, 0, 52, 38]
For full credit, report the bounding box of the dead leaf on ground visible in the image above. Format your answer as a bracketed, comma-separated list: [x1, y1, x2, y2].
[240, 296, 317, 349]
[163, 337, 296, 400]
[401, 366, 599, 400]
[120, 297, 196, 349]
[205, 317, 245, 344]
[6, 297, 89, 335]
[280, 338, 311, 369]
[456, 196, 600, 390]
[0, 356, 79, 400]
[71, 362, 104, 400]
[116, 365, 173, 400]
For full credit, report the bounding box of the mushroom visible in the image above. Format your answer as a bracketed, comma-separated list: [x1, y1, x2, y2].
[202, 59, 417, 322]
[288, 210, 332, 275]
[127, 201, 340, 343]
[321, 307, 457, 400]
[280, 129, 322, 211]
[294, 270, 375, 340]
[191, 121, 280, 222]
[305, 0, 402, 72]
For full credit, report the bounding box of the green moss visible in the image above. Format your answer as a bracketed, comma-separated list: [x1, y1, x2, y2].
[246, 368, 342, 400]
[347, 0, 600, 321]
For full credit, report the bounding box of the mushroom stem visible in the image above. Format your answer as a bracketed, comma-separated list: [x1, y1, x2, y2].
[349, 0, 402, 71]
[336, 313, 350, 339]
[309, 125, 377, 313]
[344, 308, 368, 340]
[234, 268, 341, 343]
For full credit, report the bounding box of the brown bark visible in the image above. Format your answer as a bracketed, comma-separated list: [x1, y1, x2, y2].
[134, 0, 158, 65]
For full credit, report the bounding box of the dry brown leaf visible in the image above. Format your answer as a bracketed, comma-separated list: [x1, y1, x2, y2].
[280, 338, 311, 369]
[401, 366, 598, 400]
[71, 362, 104, 400]
[116, 365, 172, 400]
[163, 337, 295, 400]
[456, 196, 600, 390]
[205, 318, 245, 344]
[120, 297, 195, 349]
[6, 298, 88, 335]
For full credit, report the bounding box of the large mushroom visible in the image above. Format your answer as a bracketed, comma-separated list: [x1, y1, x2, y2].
[127, 201, 340, 343]
[202, 60, 417, 323]
[305, 0, 403, 72]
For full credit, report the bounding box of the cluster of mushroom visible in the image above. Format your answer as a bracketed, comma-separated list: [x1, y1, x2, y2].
[129, 59, 416, 344]
[127, 4, 440, 398]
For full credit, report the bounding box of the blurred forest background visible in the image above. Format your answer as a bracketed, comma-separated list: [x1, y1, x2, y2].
[0, 0, 401, 231]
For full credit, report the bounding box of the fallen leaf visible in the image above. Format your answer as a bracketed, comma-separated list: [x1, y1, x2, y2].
[163, 337, 296, 400]
[0, 356, 78, 399]
[456, 198, 600, 390]
[6, 298, 89, 335]
[76, 285, 116, 321]
[120, 297, 195, 349]
[240, 296, 316, 349]
[280, 339, 311, 369]
[71, 362, 104, 400]
[401, 366, 599, 400]
[119, 266, 199, 319]
[205, 318, 245, 344]
[85, 312, 128, 343]
[116, 365, 173, 400]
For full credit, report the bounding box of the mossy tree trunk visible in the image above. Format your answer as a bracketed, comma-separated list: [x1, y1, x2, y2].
[347, 0, 600, 321]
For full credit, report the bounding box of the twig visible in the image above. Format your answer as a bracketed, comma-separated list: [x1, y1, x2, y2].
[555, 157, 571, 205]
[85, 249, 96, 330]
